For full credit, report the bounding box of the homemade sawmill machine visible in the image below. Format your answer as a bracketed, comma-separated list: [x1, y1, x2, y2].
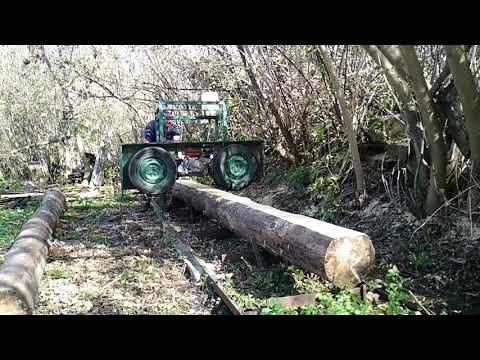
[119, 93, 264, 195]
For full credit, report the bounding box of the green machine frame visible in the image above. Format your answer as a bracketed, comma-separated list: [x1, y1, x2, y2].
[156, 100, 229, 142]
[120, 100, 264, 192]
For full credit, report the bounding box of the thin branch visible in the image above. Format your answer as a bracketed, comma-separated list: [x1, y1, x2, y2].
[409, 183, 479, 241]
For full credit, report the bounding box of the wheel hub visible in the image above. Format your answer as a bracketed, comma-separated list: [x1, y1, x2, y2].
[137, 157, 167, 186]
[226, 155, 249, 179]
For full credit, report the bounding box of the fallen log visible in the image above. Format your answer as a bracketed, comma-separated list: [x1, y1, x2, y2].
[0, 189, 66, 314]
[172, 180, 375, 289]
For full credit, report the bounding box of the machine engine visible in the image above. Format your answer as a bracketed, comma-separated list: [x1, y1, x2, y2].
[177, 149, 213, 176]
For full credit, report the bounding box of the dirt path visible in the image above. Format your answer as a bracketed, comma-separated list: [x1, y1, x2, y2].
[34, 180, 461, 315]
[36, 188, 214, 315]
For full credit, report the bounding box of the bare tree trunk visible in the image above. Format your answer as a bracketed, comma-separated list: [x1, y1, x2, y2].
[363, 45, 476, 216]
[446, 45, 480, 205]
[89, 142, 106, 188]
[362, 45, 430, 215]
[294, 47, 313, 157]
[377, 45, 410, 83]
[446, 45, 480, 173]
[317, 46, 366, 197]
[436, 83, 471, 159]
[400, 45, 447, 215]
[362, 45, 425, 158]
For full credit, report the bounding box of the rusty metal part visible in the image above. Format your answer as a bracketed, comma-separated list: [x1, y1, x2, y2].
[174, 232, 243, 315]
[274, 293, 317, 309]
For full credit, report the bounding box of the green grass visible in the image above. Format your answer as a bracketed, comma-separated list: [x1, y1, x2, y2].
[88, 234, 109, 244]
[47, 268, 68, 279]
[0, 203, 38, 247]
[119, 271, 136, 284]
[80, 289, 100, 301]
[222, 262, 429, 315]
[408, 253, 434, 270]
[0, 180, 24, 192]
[63, 185, 124, 245]
[134, 256, 156, 267]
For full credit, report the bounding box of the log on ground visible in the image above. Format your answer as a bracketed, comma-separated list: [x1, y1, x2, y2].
[172, 180, 375, 289]
[0, 189, 66, 314]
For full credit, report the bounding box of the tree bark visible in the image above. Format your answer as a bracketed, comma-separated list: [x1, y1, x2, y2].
[0, 189, 66, 314]
[400, 45, 448, 215]
[436, 83, 471, 159]
[446, 45, 480, 173]
[377, 45, 410, 83]
[89, 143, 106, 188]
[362, 45, 425, 161]
[81, 152, 94, 187]
[362, 45, 431, 215]
[317, 46, 366, 196]
[172, 180, 375, 289]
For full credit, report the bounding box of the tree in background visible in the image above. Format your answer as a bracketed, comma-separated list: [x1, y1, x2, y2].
[446, 45, 480, 205]
[316, 45, 366, 199]
[0, 44, 479, 219]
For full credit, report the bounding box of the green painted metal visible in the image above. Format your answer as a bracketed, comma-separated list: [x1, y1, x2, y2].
[135, 156, 169, 188]
[119, 98, 264, 193]
[155, 100, 228, 143]
[225, 154, 249, 179]
[120, 140, 264, 191]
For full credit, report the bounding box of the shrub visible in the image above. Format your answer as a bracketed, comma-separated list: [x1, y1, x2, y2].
[286, 166, 312, 192]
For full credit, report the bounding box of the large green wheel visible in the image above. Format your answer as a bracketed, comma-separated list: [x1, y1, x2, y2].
[128, 147, 177, 194]
[212, 144, 258, 191]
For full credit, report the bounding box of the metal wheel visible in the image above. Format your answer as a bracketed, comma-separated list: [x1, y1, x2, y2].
[212, 144, 258, 191]
[128, 147, 177, 194]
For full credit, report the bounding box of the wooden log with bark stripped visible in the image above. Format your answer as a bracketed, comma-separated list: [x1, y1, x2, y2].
[0, 189, 66, 314]
[172, 180, 375, 289]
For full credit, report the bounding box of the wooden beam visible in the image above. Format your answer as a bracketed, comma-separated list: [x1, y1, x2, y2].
[174, 232, 243, 315]
[172, 180, 375, 289]
[0, 192, 44, 200]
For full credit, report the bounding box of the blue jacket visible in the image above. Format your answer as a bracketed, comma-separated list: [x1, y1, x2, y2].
[144, 120, 157, 142]
[144, 119, 178, 142]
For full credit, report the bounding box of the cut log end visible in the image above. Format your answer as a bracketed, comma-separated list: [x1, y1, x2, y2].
[324, 236, 375, 289]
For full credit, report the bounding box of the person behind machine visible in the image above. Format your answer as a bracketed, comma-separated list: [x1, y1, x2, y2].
[141, 108, 179, 211]
[144, 109, 179, 143]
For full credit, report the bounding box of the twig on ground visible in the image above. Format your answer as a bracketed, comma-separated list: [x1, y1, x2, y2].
[381, 153, 393, 201]
[240, 256, 253, 271]
[408, 289, 433, 315]
[101, 275, 122, 291]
